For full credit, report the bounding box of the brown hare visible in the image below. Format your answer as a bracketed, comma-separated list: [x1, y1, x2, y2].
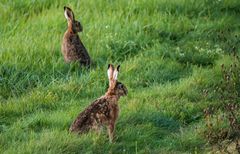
[62, 6, 91, 67]
[69, 64, 128, 142]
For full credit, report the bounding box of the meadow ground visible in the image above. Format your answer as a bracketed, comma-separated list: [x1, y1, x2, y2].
[0, 0, 240, 153]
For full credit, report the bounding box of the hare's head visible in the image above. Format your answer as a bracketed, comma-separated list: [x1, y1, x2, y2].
[107, 64, 128, 97]
[64, 6, 83, 33]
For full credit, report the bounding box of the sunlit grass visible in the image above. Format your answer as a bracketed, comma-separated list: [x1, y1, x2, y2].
[0, 0, 240, 153]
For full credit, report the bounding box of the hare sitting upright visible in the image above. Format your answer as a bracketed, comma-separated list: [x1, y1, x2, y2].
[62, 6, 91, 67]
[69, 64, 128, 142]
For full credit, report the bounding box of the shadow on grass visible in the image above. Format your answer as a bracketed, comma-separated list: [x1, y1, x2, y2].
[108, 111, 181, 152]
[122, 111, 180, 132]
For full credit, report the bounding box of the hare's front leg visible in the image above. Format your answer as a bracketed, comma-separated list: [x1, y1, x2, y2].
[107, 122, 115, 143]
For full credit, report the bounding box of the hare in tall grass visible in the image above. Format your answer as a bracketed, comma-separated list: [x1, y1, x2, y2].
[69, 64, 128, 142]
[62, 6, 91, 67]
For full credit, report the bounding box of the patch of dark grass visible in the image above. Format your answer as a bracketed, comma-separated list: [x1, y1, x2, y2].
[124, 58, 192, 88]
[108, 40, 143, 61]
[0, 65, 40, 99]
[122, 111, 180, 132]
[0, 62, 91, 99]
[143, 22, 194, 44]
[107, 38, 154, 62]
[156, 0, 229, 18]
[0, 0, 56, 21]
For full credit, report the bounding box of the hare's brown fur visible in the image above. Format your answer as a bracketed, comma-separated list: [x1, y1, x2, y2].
[69, 64, 127, 142]
[62, 6, 91, 67]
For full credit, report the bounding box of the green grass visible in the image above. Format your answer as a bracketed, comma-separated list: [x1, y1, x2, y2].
[0, 0, 240, 153]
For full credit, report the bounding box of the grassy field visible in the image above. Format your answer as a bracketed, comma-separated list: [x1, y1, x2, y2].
[0, 0, 240, 153]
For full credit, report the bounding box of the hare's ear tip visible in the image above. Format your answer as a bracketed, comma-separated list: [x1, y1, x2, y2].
[117, 65, 120, 71]
[108, 64, 111, 69]
[64, 6, 66, 10]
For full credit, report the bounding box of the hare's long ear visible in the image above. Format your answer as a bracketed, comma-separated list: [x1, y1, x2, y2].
[107, 64, 114, 82]
[113, 65, 120, 81]
[64, 6, 75, 21]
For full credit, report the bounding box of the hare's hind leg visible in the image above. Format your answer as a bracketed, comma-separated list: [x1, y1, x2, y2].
[107, 122, 115, 143]
[92, 124, 103, 135]
[79, 59, 90, 69]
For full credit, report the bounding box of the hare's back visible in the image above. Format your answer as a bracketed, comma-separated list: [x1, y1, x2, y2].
[62, 34, 79, 59]
[70, 98, 109, 132]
